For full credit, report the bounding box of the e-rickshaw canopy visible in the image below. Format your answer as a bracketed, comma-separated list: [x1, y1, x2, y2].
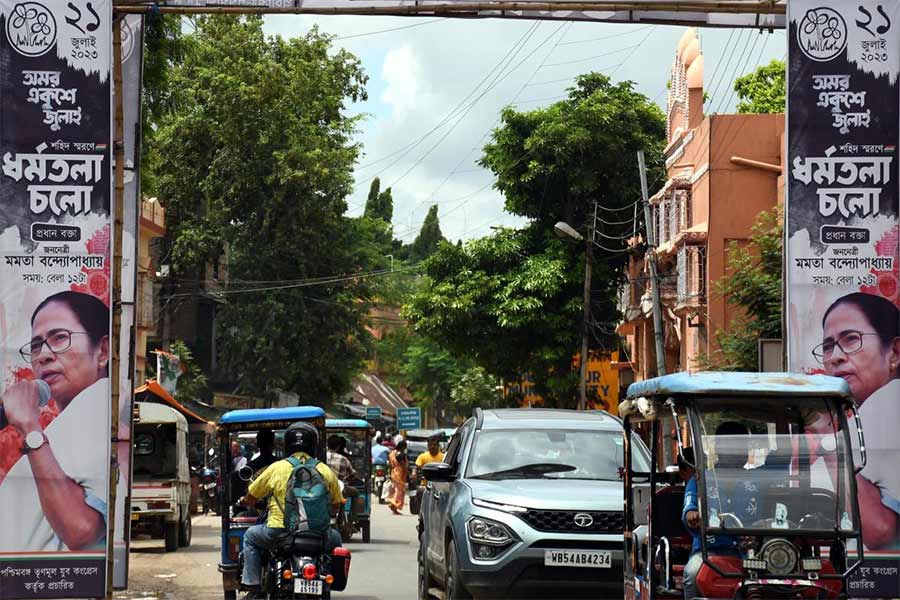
[626, 371, 851, 400]
[220, 405, 326, 425]
[326, 418, 371, 429]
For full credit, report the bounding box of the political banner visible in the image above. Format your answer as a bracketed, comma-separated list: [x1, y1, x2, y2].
[0, 1, 112, 598]
[112, 12, 143, 590]
[787, 0, 900, 595]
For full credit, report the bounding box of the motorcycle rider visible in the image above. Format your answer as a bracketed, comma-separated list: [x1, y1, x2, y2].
[371, 433, 390, 467]
[238, 422, 343, 599]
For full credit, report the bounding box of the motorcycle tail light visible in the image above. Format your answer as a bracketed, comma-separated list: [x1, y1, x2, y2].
[302, 564, 317, 580]
[325, 575, 334, 585]
[282, 569, 293, 580]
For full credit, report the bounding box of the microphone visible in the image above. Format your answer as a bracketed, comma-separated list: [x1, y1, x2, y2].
[0, 380, 51, 430]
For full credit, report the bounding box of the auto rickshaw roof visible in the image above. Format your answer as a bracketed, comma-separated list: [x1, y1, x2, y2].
[626, 371, 851, 399]
[219, 406, 326, 425]
[326, 418, 371, 429]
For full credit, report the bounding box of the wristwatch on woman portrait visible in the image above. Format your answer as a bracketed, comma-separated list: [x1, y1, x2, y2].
[22, 430, 49, 454]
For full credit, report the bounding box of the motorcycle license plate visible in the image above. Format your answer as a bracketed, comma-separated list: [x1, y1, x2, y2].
[544, 550, 611, 568]
[293, 579, 322, 595]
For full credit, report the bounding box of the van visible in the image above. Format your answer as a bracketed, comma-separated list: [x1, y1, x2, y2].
[131, 402, 192, 551]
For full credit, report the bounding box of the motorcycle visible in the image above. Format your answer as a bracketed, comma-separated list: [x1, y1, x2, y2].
[256, 532, 350, 600]
[199, 466, 219, 515]
[373, 463, 387, 504]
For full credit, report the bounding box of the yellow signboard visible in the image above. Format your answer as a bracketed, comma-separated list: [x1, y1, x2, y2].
[504, 352, 621, 414]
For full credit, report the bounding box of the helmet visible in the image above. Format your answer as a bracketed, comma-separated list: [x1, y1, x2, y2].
[284, 422, 318, 456]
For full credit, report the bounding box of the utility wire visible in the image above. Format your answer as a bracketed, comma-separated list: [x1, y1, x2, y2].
[333, 18, 446, 40]
[558, 25, 654, 46]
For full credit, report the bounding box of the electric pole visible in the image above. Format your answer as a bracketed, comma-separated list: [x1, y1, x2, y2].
[577, 203, 595, 411]
[637, 151, 667, 377]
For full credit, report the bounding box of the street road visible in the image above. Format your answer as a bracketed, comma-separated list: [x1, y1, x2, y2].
[115, 504, 419, 600]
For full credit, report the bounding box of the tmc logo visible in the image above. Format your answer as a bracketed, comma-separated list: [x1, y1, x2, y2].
[573, 513, 594, 528]
[797, 7, 847, 62]
[6, 2, 57, 58]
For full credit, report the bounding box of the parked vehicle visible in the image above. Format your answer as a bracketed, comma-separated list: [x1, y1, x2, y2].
[131, 401, 192, 552]
[216, 406, 347, 600]
[326, 418, 373, 543]
[417, 408, 650, 599]
[620, 372, 866, 600]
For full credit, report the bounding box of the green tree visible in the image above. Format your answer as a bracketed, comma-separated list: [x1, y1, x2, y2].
[451, 366, 501, 415]
[409, 204, 444, 262]
[406, 74, 665, 407]
[364, 177, 394, 223]
[734, 59, 786, 114]
[152, 16, 374, 404]
[702, 207, 783, 370]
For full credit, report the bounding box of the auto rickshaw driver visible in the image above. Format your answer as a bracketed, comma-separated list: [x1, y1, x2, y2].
[682, 421, 760, 600]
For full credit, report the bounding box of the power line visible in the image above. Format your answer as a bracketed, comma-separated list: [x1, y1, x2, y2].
[541, 44, 640, 68]
[333, 18, 446, 40]
[164, 264, 424, 298]
[558, 25, 654, 47]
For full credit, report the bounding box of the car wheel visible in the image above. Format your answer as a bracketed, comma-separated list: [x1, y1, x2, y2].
[164, 521, 179, 552]
[445, 540, 472, 600]
[418, 545, 436, 600]
[179, 513, 192, 547]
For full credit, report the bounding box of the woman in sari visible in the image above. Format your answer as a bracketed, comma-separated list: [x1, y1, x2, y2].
[388, 439, 409, 515]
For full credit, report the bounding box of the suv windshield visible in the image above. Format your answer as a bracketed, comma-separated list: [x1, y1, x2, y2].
[695, 397, 856, 534]
[467, 429, 648, 481]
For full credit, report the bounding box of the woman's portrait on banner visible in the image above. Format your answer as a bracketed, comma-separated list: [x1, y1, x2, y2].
[0, 291, 110, 552]
[815, 292, 900, 549]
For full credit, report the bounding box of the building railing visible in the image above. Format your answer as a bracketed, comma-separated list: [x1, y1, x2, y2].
[676, 245, 706, 308]
[654, 189, 691, 246]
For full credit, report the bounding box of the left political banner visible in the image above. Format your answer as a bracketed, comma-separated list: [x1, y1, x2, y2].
[0, 1, 113, 598]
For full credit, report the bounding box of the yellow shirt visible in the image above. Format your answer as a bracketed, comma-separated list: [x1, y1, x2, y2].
[248, 452, 343, 529]
[415, 451, 445, 468]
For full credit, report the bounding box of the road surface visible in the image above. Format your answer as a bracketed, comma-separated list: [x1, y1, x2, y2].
[115, 504, 419, 600]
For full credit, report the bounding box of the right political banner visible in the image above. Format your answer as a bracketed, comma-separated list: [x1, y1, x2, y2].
[787, 1, 900, 595]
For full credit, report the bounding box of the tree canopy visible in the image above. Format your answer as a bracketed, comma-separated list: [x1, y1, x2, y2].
[406, 74, 666, 407]
[409, 204, 445, 263]
[364, 177, 394, 223]
[734, 59, 786, 114]
[150, 16, 378, 403]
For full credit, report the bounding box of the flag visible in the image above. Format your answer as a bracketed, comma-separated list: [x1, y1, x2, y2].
[155, 349, 186, 396]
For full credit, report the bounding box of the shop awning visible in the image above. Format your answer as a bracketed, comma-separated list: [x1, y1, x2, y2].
[134, 380, 212, 425]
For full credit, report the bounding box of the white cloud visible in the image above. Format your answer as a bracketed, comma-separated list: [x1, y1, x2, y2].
[262, 16, 787, 243]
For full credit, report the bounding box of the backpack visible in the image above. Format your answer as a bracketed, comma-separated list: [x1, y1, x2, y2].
[282, 456, 331, 533]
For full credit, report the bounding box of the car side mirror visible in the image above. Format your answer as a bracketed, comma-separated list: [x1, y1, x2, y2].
[422, 462, 455, 482]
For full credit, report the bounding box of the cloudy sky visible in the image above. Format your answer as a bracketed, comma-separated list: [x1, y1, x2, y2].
[262, 16, 786, 243]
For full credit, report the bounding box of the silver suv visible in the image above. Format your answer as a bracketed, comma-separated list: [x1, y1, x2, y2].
[417, 408, 650, 599]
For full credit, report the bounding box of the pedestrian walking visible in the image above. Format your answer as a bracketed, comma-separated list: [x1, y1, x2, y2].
[388, 440, 409, 515]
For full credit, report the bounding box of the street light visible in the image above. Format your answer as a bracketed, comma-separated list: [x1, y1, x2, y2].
[554, 219, 592, 412]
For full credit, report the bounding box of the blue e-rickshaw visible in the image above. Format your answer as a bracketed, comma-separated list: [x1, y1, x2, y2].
[217, 406, 327, 600]
[325, 418, 373, 543]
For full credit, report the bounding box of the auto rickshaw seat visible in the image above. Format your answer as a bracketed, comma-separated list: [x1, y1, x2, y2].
[653, 484, 692, 582]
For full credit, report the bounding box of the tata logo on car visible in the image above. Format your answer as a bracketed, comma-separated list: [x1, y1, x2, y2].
[573, 513, 594, 528]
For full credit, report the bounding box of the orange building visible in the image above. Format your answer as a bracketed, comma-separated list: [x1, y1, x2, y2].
[135, 197, 166, 386]
[618, 29, 785, 380]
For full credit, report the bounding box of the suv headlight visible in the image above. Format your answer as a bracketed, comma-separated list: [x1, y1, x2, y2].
[467, 517, 514, 546]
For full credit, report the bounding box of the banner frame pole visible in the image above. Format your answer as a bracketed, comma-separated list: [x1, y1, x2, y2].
[106, 12, 126, 599]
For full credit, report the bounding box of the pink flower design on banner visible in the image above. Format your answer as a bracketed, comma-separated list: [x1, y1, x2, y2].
[70, 224, 111, 306]
[859, 225, 899, 307]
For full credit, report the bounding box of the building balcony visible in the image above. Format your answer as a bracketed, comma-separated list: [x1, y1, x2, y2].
[675, 245, 706, 313]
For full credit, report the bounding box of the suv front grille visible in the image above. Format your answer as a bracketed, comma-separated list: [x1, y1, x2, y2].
[518, 509, 624, 534]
